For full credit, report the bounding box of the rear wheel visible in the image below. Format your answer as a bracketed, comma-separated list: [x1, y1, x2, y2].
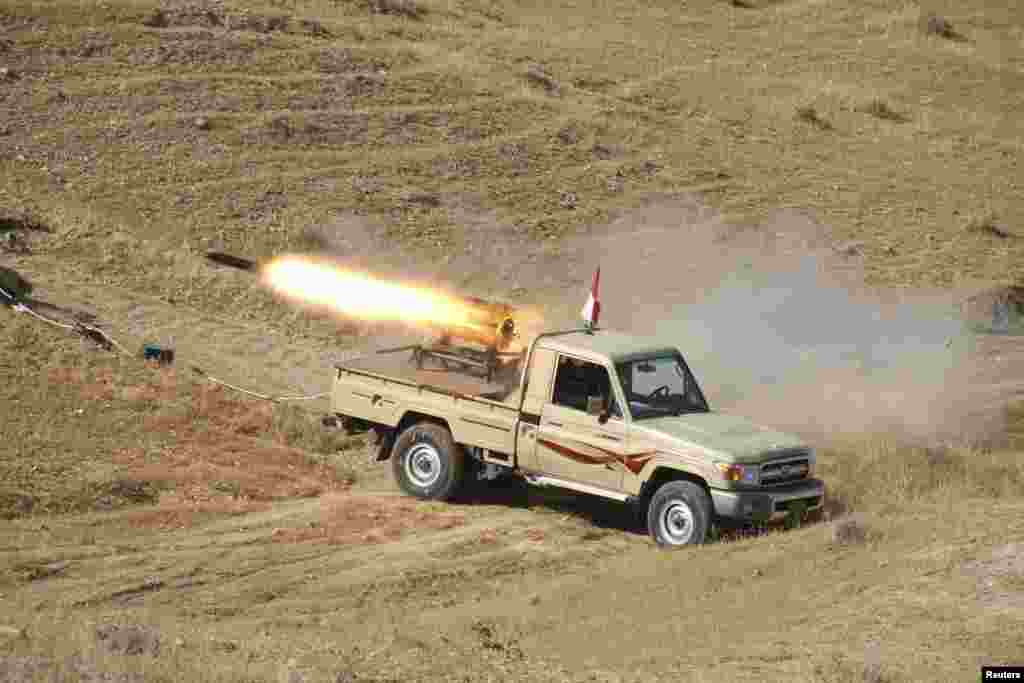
[647, 480, 712, 548]
[392, 422, 465, 501]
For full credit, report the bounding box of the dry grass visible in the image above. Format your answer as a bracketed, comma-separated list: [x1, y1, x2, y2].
[816, 437, 1024, 517]
[0, 0, 1018, 331]
[858, 99, 910, 123]
[922, 13, 966, 42]
[2, 312, 1021, 682]
[795, 104, 833, 131]
[964, 210, 1017, 239]
[1, 0, 1024, 680]
[0, 309, 359, 521]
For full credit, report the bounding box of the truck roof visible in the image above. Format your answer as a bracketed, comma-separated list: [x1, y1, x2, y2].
[538, 329, 679, 363]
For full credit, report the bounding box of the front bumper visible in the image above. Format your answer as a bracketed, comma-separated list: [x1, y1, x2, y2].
[710, 478, 825, 523]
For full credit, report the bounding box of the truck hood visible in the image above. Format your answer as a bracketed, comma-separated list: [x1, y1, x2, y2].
[632, 412, 808, 463]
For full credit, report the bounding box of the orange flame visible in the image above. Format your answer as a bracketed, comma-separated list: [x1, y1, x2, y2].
[259, 254, 533, 348]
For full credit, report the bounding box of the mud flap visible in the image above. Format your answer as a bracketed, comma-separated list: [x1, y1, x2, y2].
[783, 500, 809, 530]
[368, 427, 396, 462]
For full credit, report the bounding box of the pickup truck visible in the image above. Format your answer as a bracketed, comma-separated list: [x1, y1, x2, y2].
[331, 327, 825, 547]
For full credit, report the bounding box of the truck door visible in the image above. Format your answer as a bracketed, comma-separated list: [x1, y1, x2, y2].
[534, 355, 626, 492]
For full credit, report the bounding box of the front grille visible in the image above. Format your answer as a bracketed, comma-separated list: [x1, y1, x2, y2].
[760, 452, 811, 485]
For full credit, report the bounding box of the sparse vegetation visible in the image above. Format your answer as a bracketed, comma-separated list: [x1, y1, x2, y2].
[964, 211, 1016, 239]
[1, 0, 1023, 680]
[858, 98, 909, 123]
[817, 437, 1024, 515]
[525, 64, 562, 96]
[366, 0, 426, 20]
[0, 311, 359, 520]
[795, 104, 833, 130]
[922, 13, 965, 41]
[829, 515, 869, 546]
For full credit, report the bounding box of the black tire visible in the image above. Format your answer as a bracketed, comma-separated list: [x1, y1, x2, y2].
[646, 480, 712, 548]
[391, 422, 466, 501]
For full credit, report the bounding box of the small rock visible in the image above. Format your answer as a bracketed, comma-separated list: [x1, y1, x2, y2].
[12, 493, 34, 515]
[556, 126, 578, 145]
[834, 240, 865, 257]
[300, 19, 331, 37]
[606, 176, 624, 193]
[924, 14, 956, 39]
[141, 9, 169, 27]
[34, 561, 70, 579]
[280, 659, 305, 683]
[174, 637, 185, 648]
[591, 143, 616, 160]
[401, 191, 441, 208]
[193, 117, 210, 131]
[352, 175, 383, 195]
[0, 625, 26, 638]
[558, 191, 577, 210]
[639, 160, 659, 176]
[524, 63, 560, 96]
[829, 516, 868, 545]
[142, 576, 163, 590]
[95, 624, 161, 657]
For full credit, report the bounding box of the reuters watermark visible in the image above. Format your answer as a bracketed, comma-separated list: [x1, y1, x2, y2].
[984, 667, 1024, 681]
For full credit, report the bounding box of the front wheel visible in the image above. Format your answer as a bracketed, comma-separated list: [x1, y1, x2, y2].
[647, 481, 712, 548]
[391, 422, 465, 501]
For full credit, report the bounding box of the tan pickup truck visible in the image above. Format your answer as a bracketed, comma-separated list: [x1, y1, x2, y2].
[331, 327, 825, 547]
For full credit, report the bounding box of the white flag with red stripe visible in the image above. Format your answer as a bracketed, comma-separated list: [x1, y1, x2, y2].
[581, 267, 601, 328]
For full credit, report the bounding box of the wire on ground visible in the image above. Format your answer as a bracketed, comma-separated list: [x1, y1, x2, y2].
[4, 282, 351, 404]
[189, 365, 329, 403]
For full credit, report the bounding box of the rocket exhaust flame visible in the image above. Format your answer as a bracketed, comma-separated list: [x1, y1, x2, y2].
[259, 254, 541, 351]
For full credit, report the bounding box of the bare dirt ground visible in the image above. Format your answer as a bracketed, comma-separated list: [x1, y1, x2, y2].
[2, 0, 1024, 681]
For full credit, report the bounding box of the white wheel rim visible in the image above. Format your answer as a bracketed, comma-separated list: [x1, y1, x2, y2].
[405, 443, 442, 488]
[659, 501, 695, 545]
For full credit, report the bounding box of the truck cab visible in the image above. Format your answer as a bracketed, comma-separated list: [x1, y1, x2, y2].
[332, 328, 825, 548]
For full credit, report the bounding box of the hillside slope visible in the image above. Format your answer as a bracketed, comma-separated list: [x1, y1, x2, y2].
[2, 0, 1024, 681]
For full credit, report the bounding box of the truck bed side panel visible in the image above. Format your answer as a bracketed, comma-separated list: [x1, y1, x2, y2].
[332, 368, 518, 453]
[331, 369, 403, 427]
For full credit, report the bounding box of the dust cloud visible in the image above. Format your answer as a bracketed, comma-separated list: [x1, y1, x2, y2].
[316, 195, 1022, 447]
[554, 197, 1021, 447]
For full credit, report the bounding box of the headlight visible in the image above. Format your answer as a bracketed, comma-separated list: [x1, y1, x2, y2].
[715, 462, 759, 485]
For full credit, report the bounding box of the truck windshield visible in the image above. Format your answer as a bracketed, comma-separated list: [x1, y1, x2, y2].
[615, 354, 709, 419]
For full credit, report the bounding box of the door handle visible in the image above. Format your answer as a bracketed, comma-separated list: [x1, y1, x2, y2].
[598, 434, 621, 441]
[546, 421, 563, 427]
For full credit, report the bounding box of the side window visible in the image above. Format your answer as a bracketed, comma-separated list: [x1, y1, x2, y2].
[551, 356, 613, 414]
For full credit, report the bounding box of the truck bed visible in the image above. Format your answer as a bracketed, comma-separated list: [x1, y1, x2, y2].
[340, 351, 520, 404]
[333, 349, 524, 457]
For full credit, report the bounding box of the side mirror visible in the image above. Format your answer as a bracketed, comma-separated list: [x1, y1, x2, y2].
[586, 395, 606, 416]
